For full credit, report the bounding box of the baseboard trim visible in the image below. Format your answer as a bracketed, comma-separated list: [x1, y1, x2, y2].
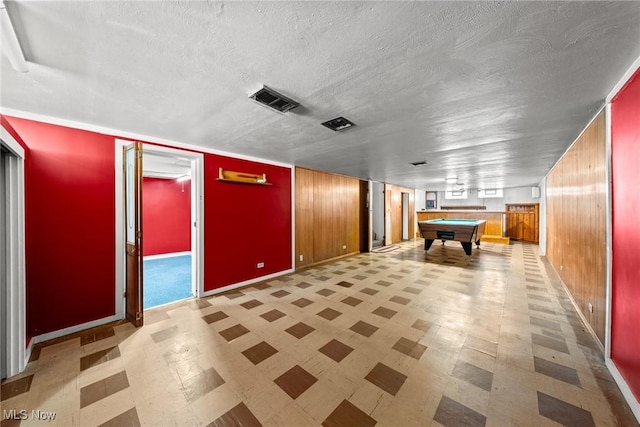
[32, 314, 122, 344]
[201, 269, 295, 298]
[559, 275, 605, 355]
[480, 235, 510, 244]
[295, 252, 360, 270]
[542, 256, 640, 423]
[541, 256, 604, 353]
[24, 339, 33, 368]
[606, 359, 640, 423]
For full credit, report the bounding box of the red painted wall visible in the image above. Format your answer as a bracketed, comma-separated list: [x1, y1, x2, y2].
[4, 116, 116, 337]
[204, 155, 291, 290]
[3, 116, 292, 338]
[611, 67, 640, 402]
[142, 177, 191, 256]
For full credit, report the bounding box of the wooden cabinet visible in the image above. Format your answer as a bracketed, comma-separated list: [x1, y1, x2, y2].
[505, 203, 539, 243]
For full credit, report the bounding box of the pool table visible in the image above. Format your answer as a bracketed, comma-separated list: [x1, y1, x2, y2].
[418, 218, 486, 256]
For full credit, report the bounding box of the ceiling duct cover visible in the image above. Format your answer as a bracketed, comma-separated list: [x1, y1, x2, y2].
[249, 85, 299, 113]
[410, 160, 429, 166]
[321, 116, 355, 131]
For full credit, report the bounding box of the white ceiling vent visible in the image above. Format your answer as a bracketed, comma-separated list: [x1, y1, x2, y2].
[249, 86, 299, 113]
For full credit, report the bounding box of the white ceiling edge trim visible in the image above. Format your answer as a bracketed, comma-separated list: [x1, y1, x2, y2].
[0, 107, 294, 169]
[606, 54, 640, 104]
[543, 105, 605, 181]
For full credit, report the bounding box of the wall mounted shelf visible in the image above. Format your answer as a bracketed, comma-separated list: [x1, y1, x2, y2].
[216, 167, 271, 185]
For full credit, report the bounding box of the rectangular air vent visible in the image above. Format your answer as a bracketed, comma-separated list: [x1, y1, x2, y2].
[321, 117, 354, 131]
[249, 86, 299, 113]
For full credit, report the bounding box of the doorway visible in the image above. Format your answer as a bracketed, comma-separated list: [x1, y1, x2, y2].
[115, 140, 204, 326]
[359, 180, 371, 252]
[142, 151, 195, 309]
[402, 192, 409, 241]
[371, 181, 385, 248]
[1, 126, 26, 379]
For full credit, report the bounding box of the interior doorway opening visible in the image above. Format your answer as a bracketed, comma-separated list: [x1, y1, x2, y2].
[142, 150, 195, 309]
[359, 180, 371, 253]
[371, 181, 385, 248]
[402, 192, 410, 241]
[116, 140, 204, 327]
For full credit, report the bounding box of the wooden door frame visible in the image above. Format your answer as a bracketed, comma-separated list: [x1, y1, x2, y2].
[115, 140, 205, 321]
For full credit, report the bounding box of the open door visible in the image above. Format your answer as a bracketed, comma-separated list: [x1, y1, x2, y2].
[124, 142, 143, 327]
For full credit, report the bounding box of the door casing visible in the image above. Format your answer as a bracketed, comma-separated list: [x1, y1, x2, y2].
[115, 140, 204, 321]
[0, 125, 26, 379]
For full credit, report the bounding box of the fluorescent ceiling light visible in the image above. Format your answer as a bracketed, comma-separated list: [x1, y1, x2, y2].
[445, 177, 458, 183]
[0, 1, 28, 72]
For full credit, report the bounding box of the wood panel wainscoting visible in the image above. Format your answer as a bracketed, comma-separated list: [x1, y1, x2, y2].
[505, 203, 540, 243]
[295, 167, 360, 269]
[416, 210, 509, 244]
[546, 111, 606, 346]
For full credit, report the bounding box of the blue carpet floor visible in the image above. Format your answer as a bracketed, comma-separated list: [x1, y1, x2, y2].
[143, 254, 192, 309]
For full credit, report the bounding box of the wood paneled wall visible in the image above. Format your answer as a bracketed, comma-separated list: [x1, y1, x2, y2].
[546, 111, 607, 344]
[385, 184, 415, 244]
[295, 168, 315, 268]
[295, 167, 360, 268]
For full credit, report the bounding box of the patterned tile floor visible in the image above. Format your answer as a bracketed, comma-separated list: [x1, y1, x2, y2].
[2, 241, 638, 426]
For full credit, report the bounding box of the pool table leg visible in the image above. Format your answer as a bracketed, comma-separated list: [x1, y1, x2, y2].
[424, 239, 434, 251]
[461, 242, 472, 256]
[475, 239, 481, 248]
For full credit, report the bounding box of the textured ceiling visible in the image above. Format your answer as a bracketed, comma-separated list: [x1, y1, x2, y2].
[143, 151, 191, 179]
[1, 1, 639, 191]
